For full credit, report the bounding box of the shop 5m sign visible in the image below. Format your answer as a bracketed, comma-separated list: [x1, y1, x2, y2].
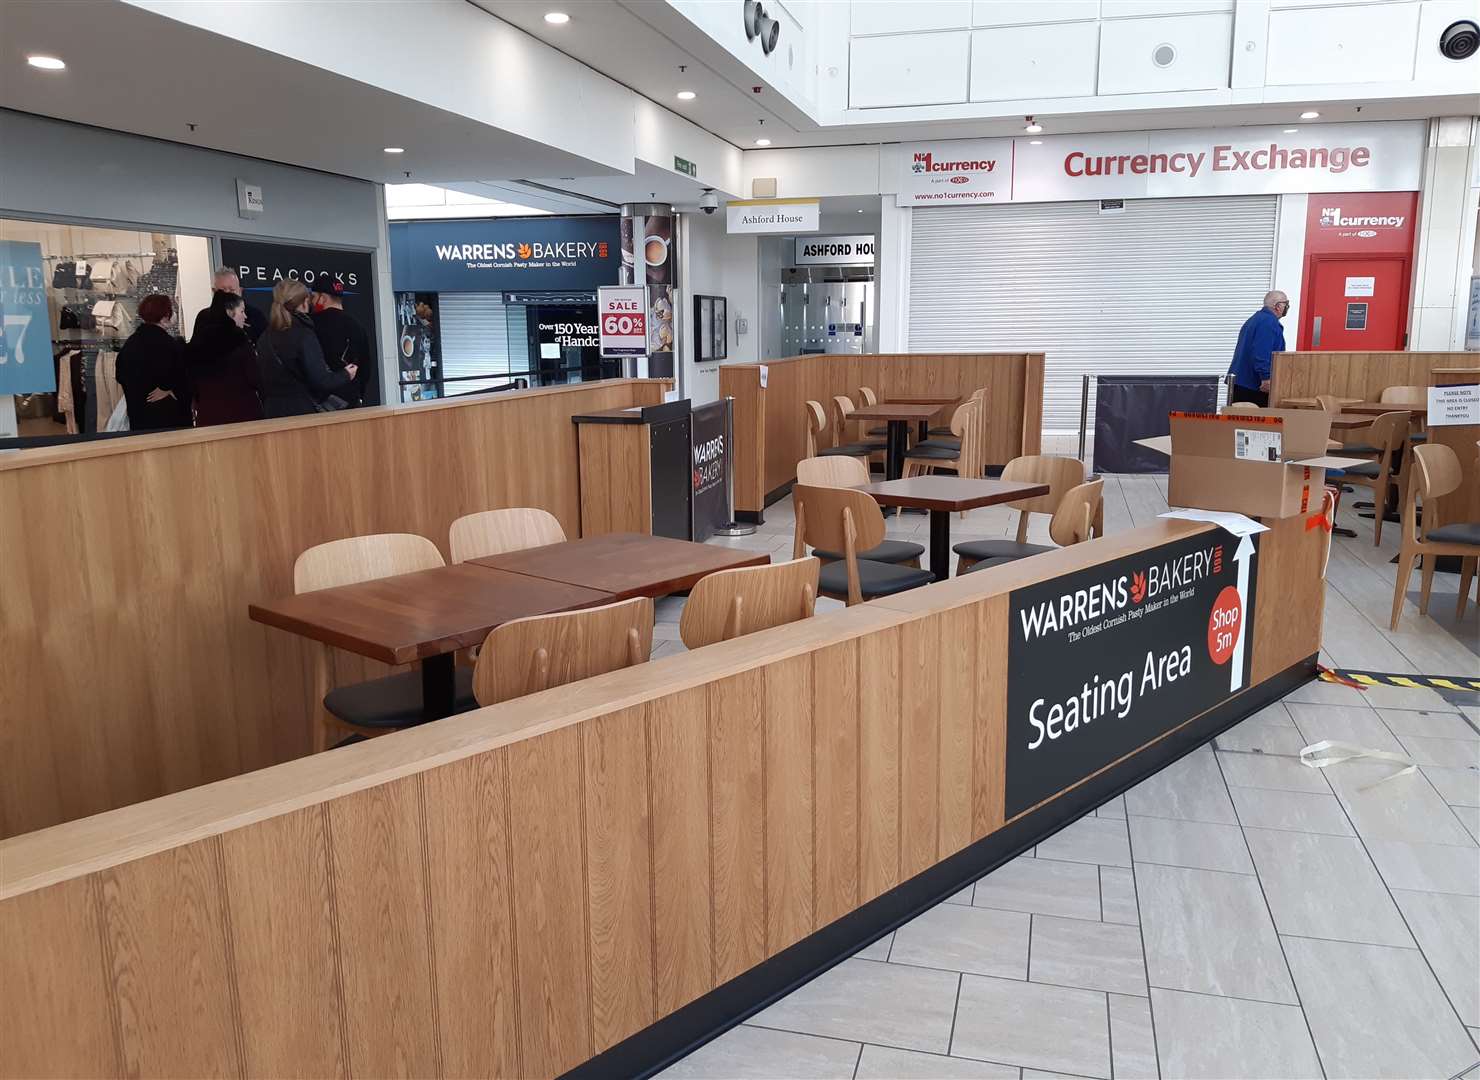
[1004, 530, 1258, 818]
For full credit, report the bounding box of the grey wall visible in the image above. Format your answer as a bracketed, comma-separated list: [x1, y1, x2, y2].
[0, 110, 379, 248]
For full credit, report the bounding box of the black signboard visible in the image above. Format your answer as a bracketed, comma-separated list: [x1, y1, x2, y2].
[1093, 375, 1219, 474]
[690, 400, 729, 542]
[389, 218, 620, 293]
[221, 238, 379, 399]
[1005, 529, 1259, 819]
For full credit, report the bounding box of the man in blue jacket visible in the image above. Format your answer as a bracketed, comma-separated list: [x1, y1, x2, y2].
[1227, 290, 1289, 407]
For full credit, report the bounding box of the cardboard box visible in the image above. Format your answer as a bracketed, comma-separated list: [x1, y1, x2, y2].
[1137, 411, 1368, 519]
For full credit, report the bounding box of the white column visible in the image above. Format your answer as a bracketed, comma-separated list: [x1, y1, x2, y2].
[0, 396, 17, 438]
[372, 184, 401, 403]
[877, 197, 911, 352]
[1272, 193, 1308, 345]
[1409, 116, 1480, 350]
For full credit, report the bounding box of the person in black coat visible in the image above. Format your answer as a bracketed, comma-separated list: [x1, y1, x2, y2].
[115, 294, 191, 430]
[310, 276, 375, 406]
[188, 291, 262, 426]
[256, 279, 358, 418]
[191, 268, 267, 343]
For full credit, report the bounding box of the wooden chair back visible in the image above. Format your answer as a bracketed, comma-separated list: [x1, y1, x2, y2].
[1366, 411, 1411, 457]
[449, 508, 566, 563]
[1412, 443, 1463, 505]
[804, 399, 828, 457]
[472, 596, 654, 707]
[1048, 479, 1104, 547]
[293, 533, 444, 594]
[678, 556, 820, 649]
[1314, 393, 1344, 414]
[1380, 385, 1426, 407]
[858, 386, 878, 406]
[1223, 402, 1263, 413]
[1000, 455, 1088, 541]
[831, 395, 862, 443]
[793, 481, 886, 560]
[796, 454, 870, 487]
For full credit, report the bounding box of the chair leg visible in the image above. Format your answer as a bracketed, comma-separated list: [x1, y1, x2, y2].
[311, 646, 332, 754]
[957, 555, 978, 576]
[1457, 557, 1475, 621]
[1419, 554, 1436, 615]
[1371, 478, 1387, 547]
[1390, 549, 1416, 630]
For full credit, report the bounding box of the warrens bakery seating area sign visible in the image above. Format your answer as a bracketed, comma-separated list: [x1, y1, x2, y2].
[899, 121, 1424, 206]
[389, 217, 620, 292]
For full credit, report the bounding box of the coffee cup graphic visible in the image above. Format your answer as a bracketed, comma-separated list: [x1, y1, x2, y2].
[644, 235, 668, 266]
[400, 333, 416, 358]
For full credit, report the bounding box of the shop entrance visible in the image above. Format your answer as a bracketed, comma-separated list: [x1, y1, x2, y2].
[1303, 256, 1409, 350]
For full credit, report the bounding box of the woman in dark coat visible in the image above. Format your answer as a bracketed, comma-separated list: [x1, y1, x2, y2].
[188, 290, 262, 426]
[256, 279, 358, 418]
[115, 293, 191, 430]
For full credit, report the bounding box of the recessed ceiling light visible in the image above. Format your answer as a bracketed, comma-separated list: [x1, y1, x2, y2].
[755, 137, 771, 146]
[1283, 128, 1299, 134]
[1300, 110, 1320, 119]
[856, 208, 865, 213]
[26, 54, 65, 71]
[677, 90, 696, 101]
[544, 11, 570, 24]
[1024, 119, 1043, 134]
[1029, 139, 1043, 145]
[383, 147, 405, 154]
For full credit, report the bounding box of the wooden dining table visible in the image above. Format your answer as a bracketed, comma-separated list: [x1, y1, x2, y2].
[251, 535, 771, 721]
[887, 395, 959, 441]
[860, 476, 1052, 581]
[850, 403, 950, 482]
[1340, 401, 1429, 417]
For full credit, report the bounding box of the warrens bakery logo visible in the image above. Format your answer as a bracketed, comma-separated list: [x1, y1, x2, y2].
[1018, 544, 1219, 641]
[434, 240, 609, 262]
[1319, 206, 1405, 230]
[912, 151, 996, 175]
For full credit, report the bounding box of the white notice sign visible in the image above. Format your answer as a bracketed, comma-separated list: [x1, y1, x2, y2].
[726, 199, 820, 235]
[1345, 276, 1375, 297]
[597, 285, 647, 357]
[1426, 383, 1480, 427]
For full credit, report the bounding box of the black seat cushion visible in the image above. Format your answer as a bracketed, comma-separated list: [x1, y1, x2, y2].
[811, 539, 925, 564]
[819, 444, 871, 458]
[953, 538, 1054, 561]
[867, 425, 889, 436]
[962, 555, 1023, 574]
[1339, 444, 1380, 456]
[1342, 460, 1382, 478]
[915, 437, 961, 451]
[1427, 522, 1480, 545]
[906, 443, 961, 461]
[818, 558, 934, 598]
[1408, 432, 1427, 443]
[324, 667, 477, 729]
[928, 425, 954, 436]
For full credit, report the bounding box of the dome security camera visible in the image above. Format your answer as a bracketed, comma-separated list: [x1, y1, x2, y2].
[699, 189, 720, 215]
[1438, 19, 1478, 60]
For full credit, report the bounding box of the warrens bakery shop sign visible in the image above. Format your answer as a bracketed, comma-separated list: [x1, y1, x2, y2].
[897, 121, 1424, 207]
[389, 217, 620, 292]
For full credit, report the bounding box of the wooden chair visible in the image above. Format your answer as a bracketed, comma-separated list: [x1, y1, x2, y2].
[1222, 402, 1263, 414]
[794, 455, 924, 567]
[449, 507, 565, 563]
[804, 399, 873, 462]
[951, 454, 1087, 569]
[1334, 411, 1409, 545]
[472, 596, 654, 706]
[1389, 443, 1480, 630]
[831, 394, 886, 452]
[858, 385, 889, 439]
[294, 533, 473, 752]
[792, 484, 933, 605]
[678, 556, 820, 649]
[903, 399, 979, 479]
[960, 479, 1105, 574]
[920, 388, 986, 452]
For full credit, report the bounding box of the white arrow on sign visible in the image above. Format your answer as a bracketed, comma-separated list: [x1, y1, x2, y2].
[1229, 534, 1256, 691]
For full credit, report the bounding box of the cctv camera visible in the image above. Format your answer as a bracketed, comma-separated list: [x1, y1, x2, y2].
[699, 189, 719, 215]
[1439, 20, 1478, 60]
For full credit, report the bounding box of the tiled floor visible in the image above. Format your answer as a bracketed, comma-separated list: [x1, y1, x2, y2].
[656, 474, 1480, 1080]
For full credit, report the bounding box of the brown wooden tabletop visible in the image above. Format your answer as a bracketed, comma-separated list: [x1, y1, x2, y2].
[1340, 402, 1428, 416]
[468, 533, 770, 599]
[850, 403, 950, 422]
[1329, 415, 1375, 431]
[886, 395, 958, 405]
[1278, 397, 1361, 409]
[859, 476, 1052, 511]
[249, 564, 615, 666]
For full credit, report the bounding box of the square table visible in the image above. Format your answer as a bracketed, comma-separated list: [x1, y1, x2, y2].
[1340, 401, 1428, 417]
[250, 564, 616, 719]
[887, 396, 960, 440]
[860, 476, 1053, 581]
[849, 403, 952, 481]
[468, 532, 770, 600]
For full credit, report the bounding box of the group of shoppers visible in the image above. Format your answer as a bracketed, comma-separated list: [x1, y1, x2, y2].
[114, 268, 372, 431]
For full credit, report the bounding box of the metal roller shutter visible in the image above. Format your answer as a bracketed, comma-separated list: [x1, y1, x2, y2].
[438, 292, 523, 394]
[908, 196, 1278, 435]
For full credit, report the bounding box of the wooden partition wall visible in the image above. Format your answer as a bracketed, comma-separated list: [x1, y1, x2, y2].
[0, 380, 668, 838]
[0, 514, 1326, 1080]
[720, 353, 1045, 514]
[1270, 350, 1473, 405]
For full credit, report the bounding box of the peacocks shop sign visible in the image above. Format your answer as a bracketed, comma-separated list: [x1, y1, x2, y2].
[1005, 529, 1258, 818]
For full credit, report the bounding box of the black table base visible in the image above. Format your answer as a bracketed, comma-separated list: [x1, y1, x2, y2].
[928, 510, 952, 582]
[421, 653, 457, 720]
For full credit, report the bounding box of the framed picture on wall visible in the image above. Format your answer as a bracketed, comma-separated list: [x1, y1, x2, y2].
[693, 294, 728, 362]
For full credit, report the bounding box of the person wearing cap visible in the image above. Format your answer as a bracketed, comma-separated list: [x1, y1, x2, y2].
[310, 275, 374, 406]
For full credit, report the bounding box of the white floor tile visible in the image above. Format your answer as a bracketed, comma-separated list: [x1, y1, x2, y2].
[658, 1025, 860, 1079]
[889, 903, 1030, 980]
[1029, 916, 1147, 996]
[1283, 935, 1478, 1079]
[1288, 702, 1406, 754]
[854, 932, 893, 962]
[854, 1045, 1017, 1080]
[1123, 752, 1238, 825]
[1379, 708, 1479, 742]
[751, 958, 961, 1054]
[1390, 889, 1480, 1026]
[1099, 866, 1139, 926]
[1127, 815, 1254, 874]
[1452, 804, 1480, 843]
[952, 974, 1112, 1079]
[1366, 838, 1480, 896]
[1217, 751, 1332, 794]
[973, 856, 1102, 921]
[1034, 816, 1131, 868]
[1108, 993, 1158, 1080]
[1323, 761, 1476, 846]
[1421, 765, 1480, 807]
[1398, 733, 1480, 768]
[1213, 720, 1310, 756]
[1149, 988, 1322, 1080]
[1228, 786, 1356, 836]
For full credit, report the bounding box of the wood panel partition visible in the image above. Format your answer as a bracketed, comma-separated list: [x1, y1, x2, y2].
[720, 353, 1045, 515]
[0, 380, 668, 838]
[0, 513, 1325, 1080]
[1270, 350, 1473, 406]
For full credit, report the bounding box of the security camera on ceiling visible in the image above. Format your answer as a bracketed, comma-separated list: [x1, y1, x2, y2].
[743, 0, 780, 56]
[699, 189, 720, 215]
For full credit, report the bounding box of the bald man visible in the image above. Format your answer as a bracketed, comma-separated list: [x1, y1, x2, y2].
[191, 267, 267, 343]
[1227, 290, 1289, 407]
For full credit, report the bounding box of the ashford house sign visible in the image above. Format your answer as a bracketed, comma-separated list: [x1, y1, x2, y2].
[726, 198, 820, 235]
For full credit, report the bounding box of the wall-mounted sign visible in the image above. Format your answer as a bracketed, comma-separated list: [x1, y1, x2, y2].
[0, 240, 54, 395]
[727, 198, 820, 234]
[1426, 382, 1479, 427]
[1004, 529, 1258, 818]
[598, 285, 647, 357]
[899, 122, 1425, 207]
[236, 179, 264, 218]
[690, 400, 729, 542]
[1345, 276, 1376, 297]
[389, 217, 620, 293]
[674, 156, 697, 178]
[795, 234, 876, 266]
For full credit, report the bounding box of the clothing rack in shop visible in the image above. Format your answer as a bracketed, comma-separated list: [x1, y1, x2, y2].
[42, 251, 158, 261]
[53, 338, 123, 348]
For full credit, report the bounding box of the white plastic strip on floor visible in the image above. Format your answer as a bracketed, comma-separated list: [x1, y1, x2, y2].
[1299, 738, 1416, 790]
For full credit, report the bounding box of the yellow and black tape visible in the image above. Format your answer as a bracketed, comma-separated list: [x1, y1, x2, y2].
[1319, 667, 1480, 693]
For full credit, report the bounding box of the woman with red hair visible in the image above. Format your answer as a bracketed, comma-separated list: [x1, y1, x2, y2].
[116, 293, 191, 430]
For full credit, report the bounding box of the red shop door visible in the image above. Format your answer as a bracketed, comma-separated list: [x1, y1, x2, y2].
[1303, 257, 1408, 350]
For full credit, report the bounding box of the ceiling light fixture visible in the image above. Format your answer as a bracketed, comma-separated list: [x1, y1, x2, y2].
[754, 137, 771, 146]
[1283, 128, 1299, 134]
[856, 208, 865, 213]
[1024, 116, 1043, 134]
[543, 11, 570, 24]
[383, 147, 405, 154]
[1300, 110, 1320, 119]
[26, 54, 65, 71]
[1029, 139, 1043, 145]
[677, 90, 696, 101]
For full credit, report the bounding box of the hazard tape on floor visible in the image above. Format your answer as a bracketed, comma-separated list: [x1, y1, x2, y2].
[1318, 667, 1480, 693]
